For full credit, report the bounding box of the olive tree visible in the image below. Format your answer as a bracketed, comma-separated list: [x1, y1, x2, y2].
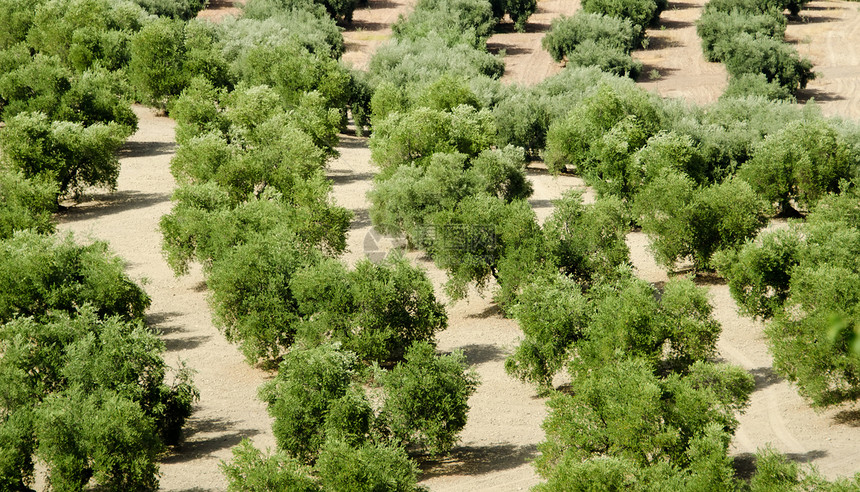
[0, 111, 131, 199]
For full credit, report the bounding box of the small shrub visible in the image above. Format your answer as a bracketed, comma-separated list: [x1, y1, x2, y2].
[222, 440, 320, 492]
[379, 341, 478, 455]
[0, 171, 57, 240]
[0, 112, 131, 199]
[543, 13, 641, 62]
[315, 440, 419, 491]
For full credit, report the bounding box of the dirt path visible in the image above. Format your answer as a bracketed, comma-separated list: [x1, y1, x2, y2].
[486, 0, 581, 85]
[197, 0, 243, 23]
[56, 106, 276, 492]
[341, 0, 417, 70]
[790, 0, 860, 119]
[633, 0, 728, 105]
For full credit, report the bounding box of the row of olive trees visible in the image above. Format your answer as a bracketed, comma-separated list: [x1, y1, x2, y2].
[0, 233, 198, 491]
[697, 0, 815, 99]
[0, 2, 203, 489]
[145, 1, 482, 487]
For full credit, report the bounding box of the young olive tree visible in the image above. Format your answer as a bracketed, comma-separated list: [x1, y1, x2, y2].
[0, 111, 131, 199]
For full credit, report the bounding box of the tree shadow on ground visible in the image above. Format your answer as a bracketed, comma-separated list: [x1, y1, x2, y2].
[161, 417, 262, 464]
[418, 443, 539, 479]
[749, 366, 783, 392]
[733, 449, 828, 481]
[147, 311, 212, 352]
[834, 408, 860, 427]
[797, 86, 846, 104]
[636, 63, 679, 83]
[467, 303, 502, 319]
[119, 140, 176, 158]
[457, 343, 507, 365]
[329, 169, 376, 186]
[487, 42, 533, 56]
[57, 190, 170, 223]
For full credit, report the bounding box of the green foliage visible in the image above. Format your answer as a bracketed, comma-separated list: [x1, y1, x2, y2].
[697, 8, 786, 63]
[35, 389, 161, 491]
[0, 0, 41, 49]
[505, 0, 538, 31]
[370, 105, 496, 169]
[635, 172, 767, 271]
[0, 50, 137, 128]
[633, 131, 708, 190]
[161, 186, 349, 276]
[505, 273, 589, 387]
[565, 40, 643, 80]
[207, 225, 322, 364]
[767, 265, 860, 406]
[392, 0, 497, 48]
[537, 357, 753, 477]
[715, 33, 814, 94]
[739, 118, 854, 214]
[543, 13, 642, 62]
[221, 12, 344, 62]
[0, 231, 149, 323]
[379, 341, 478, 455]
[0, 171, 57, 239]
[222, 440, 320, 492]
[226, 37, 351, 116]
[714, 228, 801, 319]
[0, 111, 131, 198]
[544, 84, 662, 178]
[128, 17, 188, 107]
[576, 276, 722, 372]
[133, 0, 206, 19]
[316, 440, 420, 491]
[718, 190, 860, 407]
[259, 344, 365, 462]
[430, 195, 540, 300]
[723, 72, 796, 102]
[749, 447, 831, 491]
[368, 146, 531, 248]
[0, 307, 197, 490]
[292, 254, 447, 365]
[542, 191, 631, 285]
[581, 0, 659, 29]
[369, 35, 505, 88]
[25, 0, 148, 71]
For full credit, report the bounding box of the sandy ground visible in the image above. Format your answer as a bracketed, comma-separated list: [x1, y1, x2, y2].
[486, 0, 582, 85]
[634, 0, 728, 105]
[341, 0, 417, 70]
[47, 0, 860, 489]
[790, 0, 860, 119]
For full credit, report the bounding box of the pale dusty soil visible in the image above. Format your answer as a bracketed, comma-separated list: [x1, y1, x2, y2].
[634, 0, 728, 105]
[341, 0, 417, 70]
[49, 0, 860, 490]
[197, 0, 243, 23]
[789, 0, 860, 119]
[486, 0, 581, 85]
